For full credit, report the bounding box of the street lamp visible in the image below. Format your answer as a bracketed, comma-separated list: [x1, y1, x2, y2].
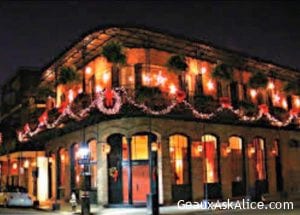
[147, 140, 159, 215]
[79, 143, 91, 215]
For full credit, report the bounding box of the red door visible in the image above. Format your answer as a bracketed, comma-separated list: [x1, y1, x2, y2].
[132, 165, 150, 202]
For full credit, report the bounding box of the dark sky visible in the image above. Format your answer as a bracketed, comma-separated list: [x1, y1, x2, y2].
[0, 1, 300, 85]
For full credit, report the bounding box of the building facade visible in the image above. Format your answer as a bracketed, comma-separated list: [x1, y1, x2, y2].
[0, 26, 300, 206]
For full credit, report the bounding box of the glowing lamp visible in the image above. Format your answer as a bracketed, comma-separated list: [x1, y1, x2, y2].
[85, 67, 92, 75]
[295, 98, 300, 108]
[102, 143, 111, 154]
[79, 146, 90, 158]
[95, 85, 102, 93]
[201, 67, 206, 74]
[170, 147, 175, 152]
[282, 100, 288, 109]
[267, 82, 275, 90]
[61, 154, 65, 162]
[143, 74, 151, 84]
[128, 76, 134, 82]
[102, 72, 110, 83]
[250, 89, 257, 98]
[78, 88, 83, 94]
[151, 142, 159, 152]
[273, 94, 280, 103]
[12, 163, 18, 170]
[68, 89, 74, 103]
[207, 80, 214, 91]
[248, 146, 255, 158]
[156, 71, 166, 85]
[169, 84, 177, 94]
[23, 160, 29, 169]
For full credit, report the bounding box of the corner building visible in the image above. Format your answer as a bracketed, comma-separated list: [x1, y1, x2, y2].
[0, 26, 300, 207]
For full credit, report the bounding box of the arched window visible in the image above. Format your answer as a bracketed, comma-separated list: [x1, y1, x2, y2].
[229, 136, 243, 182]
[253, 138, 266, 180]
[201, 134, 219, 183]
[72, 143, 81, 188]
[169, 134, 189, 185]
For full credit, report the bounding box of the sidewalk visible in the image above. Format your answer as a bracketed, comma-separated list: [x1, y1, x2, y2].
[38, 201, 206, 214]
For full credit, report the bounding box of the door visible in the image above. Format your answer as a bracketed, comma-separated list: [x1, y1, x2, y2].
[132, 164, 150, 202]
[107, 134, 123, 204]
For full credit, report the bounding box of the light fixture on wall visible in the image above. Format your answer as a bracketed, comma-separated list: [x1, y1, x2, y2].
[222, 142, 231, 157]
[271, 141, 278, 157]
[267, 81, 275, 90]
[85, 67, 92, 75]
[250, 89, 257, 99]
[207, 80, 214, 91]
[192, 141, 203, 158]
[248, 144, 256, 158]
[23, 159, 30, 169]
[102, 143, 111, 154]
[151, 142, 159, 152]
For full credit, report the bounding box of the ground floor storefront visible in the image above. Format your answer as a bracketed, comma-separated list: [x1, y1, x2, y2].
[0, 118, 299, 206]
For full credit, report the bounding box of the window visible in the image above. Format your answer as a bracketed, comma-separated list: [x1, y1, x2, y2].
[201, 134, 219, 183]
[169, 134, 189, 185]
[229, 136, 243, 182]
[253, 138, 266, 180]
[122, 135, 149, 160]
[73, 144, 81, 188]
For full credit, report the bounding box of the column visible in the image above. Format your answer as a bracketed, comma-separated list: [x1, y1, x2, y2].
[37, 156, 49, 202]
[97, 142, 108, 205]
[161, 136, 172, 204]
[220, 138, 232, 199]
[266, 137, 276, 195]
[191, 140, 204, 201]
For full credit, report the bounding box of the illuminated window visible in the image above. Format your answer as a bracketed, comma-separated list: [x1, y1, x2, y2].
[122, 135, 149, 160]
[253, 138, 266, 180]
[201, 134, 219, 183]
[229, 136, 243, 182]
[169, 134, 189, 185]
[89, 140, 97, 188]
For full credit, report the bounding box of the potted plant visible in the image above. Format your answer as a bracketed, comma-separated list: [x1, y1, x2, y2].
[57, 66, 80, 86]
[166, 54, 188, 92]
[101, 41, 126, 87]
[212, 63, 234, 104]
[248, 71, 268, 89]
[283, 79, 300, 95]
[136, 86, 169, 109]
[193, 94, 219, 113]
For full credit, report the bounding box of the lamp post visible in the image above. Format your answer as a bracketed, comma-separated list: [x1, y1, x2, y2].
[148, 140, 159, 215]
[79, 144, 91, 215]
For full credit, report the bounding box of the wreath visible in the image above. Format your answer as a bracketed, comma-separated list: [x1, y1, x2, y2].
[109, 167, 119, 182]
[96, 89, 122, 115]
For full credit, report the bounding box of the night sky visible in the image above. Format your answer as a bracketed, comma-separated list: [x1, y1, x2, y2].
[0, 1, 299, 85]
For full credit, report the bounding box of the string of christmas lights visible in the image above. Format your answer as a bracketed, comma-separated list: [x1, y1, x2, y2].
[16, 87, 300, 142]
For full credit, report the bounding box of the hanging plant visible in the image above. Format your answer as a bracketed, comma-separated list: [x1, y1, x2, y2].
[166, 55, 188, 74]
[248, 71, 268, 89]
[101, 41, 126, 66]
[136, 86, 169, 109]
[283, 79, 300, 95]
[57, 66, 80, 85]
[212, 63, 233, 82]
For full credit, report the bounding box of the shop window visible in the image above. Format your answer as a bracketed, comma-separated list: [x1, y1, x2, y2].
[229, 136, 243, 182]
[201, 134, 219, 183]
[73, 144, 81, 188]
[253, 138, 266, 180]
[169, 134, 189, 185]
[131, 135, 149, 160]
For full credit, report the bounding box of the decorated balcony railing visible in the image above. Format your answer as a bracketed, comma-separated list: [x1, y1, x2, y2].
[17, 86, 300, 142]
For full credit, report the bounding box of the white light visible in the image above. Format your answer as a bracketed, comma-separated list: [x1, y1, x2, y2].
[23, 160, 29, 169]
[128, 76, 133, 82]
[169, 84, 177, 94]
[295, 97, 300, 108]
[12, 163, 18, 170]
[250, 89, 257, 98]
[95, 85, 102, 93]
[267, 82, 275, 90]
[37, 157, 48, 201]
[102, 72, 110, 83]
[143, 74, 151, 84]
[207, 80, 214, 91]
[282, 100, 288, 109]
[78, 88, 83, 94]
[68, 89, 74, 103]
[201, 67, 206, 74]
[85, 67, 92, 75]
[273, 94, 280, 103]
[156, 71, 166, 85]
[79, 147, 89, 158]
